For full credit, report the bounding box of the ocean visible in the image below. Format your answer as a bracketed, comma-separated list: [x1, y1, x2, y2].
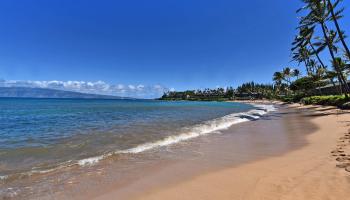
[0, 98, 275, 198]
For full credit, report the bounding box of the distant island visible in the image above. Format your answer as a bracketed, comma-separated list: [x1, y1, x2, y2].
[0, 87, 127, 99]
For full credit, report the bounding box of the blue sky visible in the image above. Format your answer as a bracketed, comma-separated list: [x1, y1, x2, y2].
[0, 0, 349, 97]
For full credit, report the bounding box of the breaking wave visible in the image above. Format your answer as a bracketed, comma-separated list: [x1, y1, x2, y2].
[1, 104, 276, 181]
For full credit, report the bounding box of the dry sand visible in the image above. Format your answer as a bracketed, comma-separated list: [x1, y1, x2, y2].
[95, 104, 350, 200]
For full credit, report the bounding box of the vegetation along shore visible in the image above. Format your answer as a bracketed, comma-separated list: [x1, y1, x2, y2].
[160, 0, 350, 109]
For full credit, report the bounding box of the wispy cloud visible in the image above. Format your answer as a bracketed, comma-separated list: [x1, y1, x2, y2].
[0, 79, 169, 99]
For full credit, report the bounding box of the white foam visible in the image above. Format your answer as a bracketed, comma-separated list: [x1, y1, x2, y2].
[78, 154, 112, 166]
[0, 175, 8, 181]
[117, 117, 250, 154]
[75, 104, 277, 166]
[115, 104, 276, 155]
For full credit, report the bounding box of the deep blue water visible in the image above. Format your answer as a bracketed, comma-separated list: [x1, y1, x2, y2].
[0, 98, 255, 176]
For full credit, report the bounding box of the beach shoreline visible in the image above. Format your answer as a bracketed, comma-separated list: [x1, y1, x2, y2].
[94, 103, 350, 200]
[4, 101, 349, 200]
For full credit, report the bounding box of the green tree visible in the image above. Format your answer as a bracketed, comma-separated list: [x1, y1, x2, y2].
[273, 72, 284, 85]
[293, 69, 301, 79]
[292, 26, 327, 73]
[298, 0, 350, 96]
[325, 0, 350, 60]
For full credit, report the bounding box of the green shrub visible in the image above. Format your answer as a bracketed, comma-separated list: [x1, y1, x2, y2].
[301, 95, 349, 107]
[282, 97, 294, 103]
[291, 93, 307, 102]
[279, 93, 307, 103]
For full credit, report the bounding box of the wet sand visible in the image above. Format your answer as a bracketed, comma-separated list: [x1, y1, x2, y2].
[93, 104, 350, 200]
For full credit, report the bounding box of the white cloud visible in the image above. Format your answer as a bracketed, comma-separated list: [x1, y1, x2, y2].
[128, 85, 136, 90]
[137, 84, 144, 90]
[0, 80, 170, 99]
[117, 84, 124, 89]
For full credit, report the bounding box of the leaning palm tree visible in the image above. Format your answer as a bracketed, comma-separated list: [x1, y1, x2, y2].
[332, 57, 349, 96]
[333, 57, 349, 80]
[298, 0, 350, 95]
[292, 26, 327, 70]
[325, 0, 350, 60]
[314, 31, 350, 94]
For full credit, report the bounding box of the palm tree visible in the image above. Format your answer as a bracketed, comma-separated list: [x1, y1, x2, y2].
[332, 57, 349, 95]
[298, 0, 350, 95]
[292, 45, 314, 75]
[325, 0, 350, 60]
[333, 58, 349, 80]
[273, 71, 284, 85]
[293, 69, 301, 79]
[308, 58, 320, 75]
[293, 26, 327, 70]
[319, 30, 350, 95]
[314, 67, 327, 95]
[283, 67, 292, 84]
[325, 70, 341, 94]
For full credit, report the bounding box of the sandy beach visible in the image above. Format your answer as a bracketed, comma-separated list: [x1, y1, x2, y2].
[94, 103, 350, 200]
[3, 0, 350, 199]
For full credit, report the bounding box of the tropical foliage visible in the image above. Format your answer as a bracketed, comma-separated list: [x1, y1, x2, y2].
[301, 95, 348, 106]
[274, 0, 350, 101]
[160, 82, 279, 101]
[235, 82, 278, 99]
[160, 87, 234, 101]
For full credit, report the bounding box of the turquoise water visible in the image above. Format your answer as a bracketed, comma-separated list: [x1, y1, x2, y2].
[0, 98, 264, 178]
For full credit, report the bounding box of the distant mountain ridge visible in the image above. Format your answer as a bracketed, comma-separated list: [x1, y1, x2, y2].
[0, 87, 127, 99]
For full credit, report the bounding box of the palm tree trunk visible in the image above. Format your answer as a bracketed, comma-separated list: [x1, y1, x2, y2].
[303, 59, 311, 75]
[320, 22, 350, 97]
[326, 0, 350, 60]
[309, 58, 317, 74]
[308, 41, 326, 69]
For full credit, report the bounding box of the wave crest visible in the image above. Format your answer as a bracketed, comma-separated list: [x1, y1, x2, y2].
[79, 104, 276, 165]
[1, 104, 276, 181]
